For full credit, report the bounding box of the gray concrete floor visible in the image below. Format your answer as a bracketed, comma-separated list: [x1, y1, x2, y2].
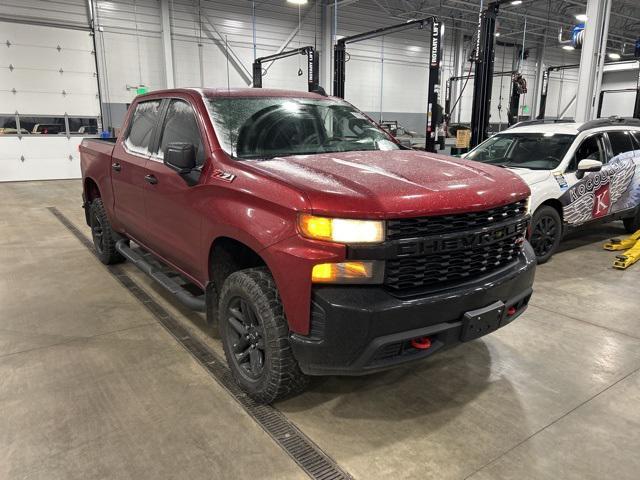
[1, 179, 639, 480]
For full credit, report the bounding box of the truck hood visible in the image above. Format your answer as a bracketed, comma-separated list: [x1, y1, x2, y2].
[507, 168, 551, 186]
[246, 150, 530, 218]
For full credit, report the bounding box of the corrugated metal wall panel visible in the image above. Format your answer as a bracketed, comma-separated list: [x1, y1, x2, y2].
[0, 0, 88, 28]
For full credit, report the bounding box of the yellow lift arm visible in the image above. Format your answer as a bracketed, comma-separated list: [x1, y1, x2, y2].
[604, 230, 640, 269]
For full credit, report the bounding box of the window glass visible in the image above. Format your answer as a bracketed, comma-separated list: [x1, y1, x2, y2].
[608, 131, 634, 157]
[69, 117, 99, 135]
[19, 116, 66, 135]
[570, 134, 605, 171]
[466, 133, 575, 170]
[158, 100, 205, 165]
[631, 131, 640, 150]
[207, 97, 399, 160]
[0, 115, 22, 135]
[125, 100, 161, 155]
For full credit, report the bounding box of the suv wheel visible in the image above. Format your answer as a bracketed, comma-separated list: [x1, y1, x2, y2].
[623, 210, 640, 233]
[529, 205, 562, 264]
[219, 267, 308, 404]
[89, 198, 125, 265]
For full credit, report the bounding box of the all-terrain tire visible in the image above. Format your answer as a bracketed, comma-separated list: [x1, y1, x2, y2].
[529, 205, 562, 264]
[623, 209, 640, 234]
[89, 198, 126, 265]
[219, 267, 309, 404]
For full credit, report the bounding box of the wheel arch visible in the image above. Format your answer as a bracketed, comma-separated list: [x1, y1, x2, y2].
[207, 236, 269, 293]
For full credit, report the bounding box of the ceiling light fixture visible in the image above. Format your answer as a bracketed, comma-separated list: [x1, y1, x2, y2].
[608, 52, 621, 60]
[495, 32, 501, 37]
[575, 14, 588, 22]
[510, 0, 523, 5]
[562, 45, 575, 51]
[286, 0, 308, 4]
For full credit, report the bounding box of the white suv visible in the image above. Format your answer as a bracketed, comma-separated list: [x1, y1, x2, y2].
[464, 118, 640, 263]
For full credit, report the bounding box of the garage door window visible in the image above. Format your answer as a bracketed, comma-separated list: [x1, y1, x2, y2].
[125, 100, 161, 155]
[0, 115, 18, 135]
[157, 100, 205, 166]
[69, 117, 99, 135]
[19, 116, 66, 135]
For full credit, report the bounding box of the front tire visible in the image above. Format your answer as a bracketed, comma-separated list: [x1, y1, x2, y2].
[89, 198, 125, 265]
[529, 205, 562, 264]
[219, 267, 308, 404]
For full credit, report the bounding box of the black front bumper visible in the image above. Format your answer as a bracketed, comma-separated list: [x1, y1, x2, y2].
[290, 242, 536, 376]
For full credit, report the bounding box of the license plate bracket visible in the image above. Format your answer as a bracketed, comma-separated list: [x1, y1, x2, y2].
[461, 301, 505, 342]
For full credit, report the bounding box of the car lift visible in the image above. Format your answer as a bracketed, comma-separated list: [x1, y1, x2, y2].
[332, 16, 442, 153]
[538, 60, 640, 120]
[252, 46, 320, 93]
[604, 230, 640, 269]
[444, 70, 517, 124]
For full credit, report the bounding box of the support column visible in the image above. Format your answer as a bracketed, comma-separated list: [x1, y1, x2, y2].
[320, 1, 333, 92]
[574, 0, 611, 122]
[160, 0, 175, 89]
[531, 43, 545, 119]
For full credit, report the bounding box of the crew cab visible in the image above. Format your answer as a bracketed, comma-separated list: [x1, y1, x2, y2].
[80, 88, 536, 403]
[465, 118, 640, 263]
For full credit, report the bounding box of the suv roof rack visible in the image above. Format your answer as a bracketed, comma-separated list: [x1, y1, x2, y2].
[507, 118, 575, 129]
[578, 116, 640, 132]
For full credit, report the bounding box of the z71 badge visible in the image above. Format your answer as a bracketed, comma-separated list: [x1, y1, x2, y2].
[212, 169, 236, 183]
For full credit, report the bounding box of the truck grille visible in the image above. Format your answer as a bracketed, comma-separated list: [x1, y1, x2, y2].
[386, 200, 527, 240]
[384, 201, 528, 294]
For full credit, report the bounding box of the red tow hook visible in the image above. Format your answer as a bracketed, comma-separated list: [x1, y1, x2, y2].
[507, 306, 517, 316]
[410, 336, 432, 350]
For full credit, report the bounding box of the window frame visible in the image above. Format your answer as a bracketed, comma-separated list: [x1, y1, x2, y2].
[150, 97, 208, 168]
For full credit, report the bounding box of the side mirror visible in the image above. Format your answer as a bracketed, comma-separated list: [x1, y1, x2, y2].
[164, 142, 196, 174]
[576, 158, 603, 179]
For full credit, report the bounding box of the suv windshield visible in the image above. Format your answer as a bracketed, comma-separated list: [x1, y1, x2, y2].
[466, 132, 576, 170]
[207, 97, 399, 160]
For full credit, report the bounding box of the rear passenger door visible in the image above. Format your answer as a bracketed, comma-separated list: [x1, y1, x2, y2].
[111, 99, 162, 240]
[143, 97, 208, 278]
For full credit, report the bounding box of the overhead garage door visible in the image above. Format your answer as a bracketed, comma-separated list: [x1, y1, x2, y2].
[0, 20, 100, 182]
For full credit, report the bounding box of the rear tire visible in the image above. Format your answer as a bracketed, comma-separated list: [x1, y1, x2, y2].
[89, 198, 125, 265]
[219, 267, 308, 404]
[623, 210, 640, 233]
[529, 205, 562, 264]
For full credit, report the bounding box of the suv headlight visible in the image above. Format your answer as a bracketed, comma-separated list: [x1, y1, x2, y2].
[525, 196, 532, 214]
[298, 214, 385, 244]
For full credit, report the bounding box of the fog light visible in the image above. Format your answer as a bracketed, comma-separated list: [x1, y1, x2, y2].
[311, 261, 384, 284]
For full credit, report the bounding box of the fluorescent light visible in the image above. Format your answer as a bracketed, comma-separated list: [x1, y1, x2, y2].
[510, 0, 523, 5]
[575, 14, 588, 22]
[608, 53, 621, 60]
[408, 45, 421, 52]
[286, 0, 307, 4]
[562, 45, 575, 51]
[495, 32, 501, 37]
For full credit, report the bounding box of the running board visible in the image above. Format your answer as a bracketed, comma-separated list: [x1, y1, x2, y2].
[115, 240, 206, 312]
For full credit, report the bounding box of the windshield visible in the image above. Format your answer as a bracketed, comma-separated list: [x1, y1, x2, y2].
[466, 132, 576, 170]
[207, 97, 399, 160]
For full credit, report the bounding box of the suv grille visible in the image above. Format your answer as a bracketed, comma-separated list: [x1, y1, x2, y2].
[386, 200, 527, 240]
[384, 201, 528, 294]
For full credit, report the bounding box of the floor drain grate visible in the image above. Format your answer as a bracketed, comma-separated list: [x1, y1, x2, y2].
[48, 207, 353, 480]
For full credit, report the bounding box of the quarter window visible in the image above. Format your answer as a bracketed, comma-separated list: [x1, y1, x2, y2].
[158, 100, 205, 166]
[125, 100, 161, 155]
[607, 131, 634, 157]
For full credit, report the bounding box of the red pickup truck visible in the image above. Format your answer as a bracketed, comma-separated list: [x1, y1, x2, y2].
[80, 88, 536, 403]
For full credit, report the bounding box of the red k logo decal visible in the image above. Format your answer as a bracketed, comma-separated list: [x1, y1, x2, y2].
[592, 184, 611, 219]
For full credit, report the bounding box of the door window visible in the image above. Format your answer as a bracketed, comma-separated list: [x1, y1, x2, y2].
[124, 100, 162, 155]
[607, 131, 634, 157]
[568, 134, 605, 171]
[158, 100, 205, 166]
[629, 131, 640, 150]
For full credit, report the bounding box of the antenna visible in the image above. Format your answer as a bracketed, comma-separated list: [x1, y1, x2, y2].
[225, 35, 231, 94]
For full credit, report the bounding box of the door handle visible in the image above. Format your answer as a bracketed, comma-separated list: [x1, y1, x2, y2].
[144, 174, 158, 185]
[112, 162, 121, 172]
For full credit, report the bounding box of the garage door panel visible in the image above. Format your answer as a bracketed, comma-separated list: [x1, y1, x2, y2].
[0, 137, 81, 182]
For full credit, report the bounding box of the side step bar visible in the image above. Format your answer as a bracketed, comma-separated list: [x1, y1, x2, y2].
[115, 240, 206, 312]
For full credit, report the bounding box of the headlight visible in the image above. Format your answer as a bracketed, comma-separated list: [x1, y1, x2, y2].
[312, 260, 384, 284]
[298, 214, 385, 244]
[524, 196, 532, 214]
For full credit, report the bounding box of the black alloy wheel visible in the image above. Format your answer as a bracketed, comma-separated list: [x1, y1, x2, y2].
[529, 205, 562, 264]
[225, 296, 266, 381]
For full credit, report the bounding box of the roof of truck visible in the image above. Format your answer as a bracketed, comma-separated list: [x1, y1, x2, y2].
[139, 87, 332, 100]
